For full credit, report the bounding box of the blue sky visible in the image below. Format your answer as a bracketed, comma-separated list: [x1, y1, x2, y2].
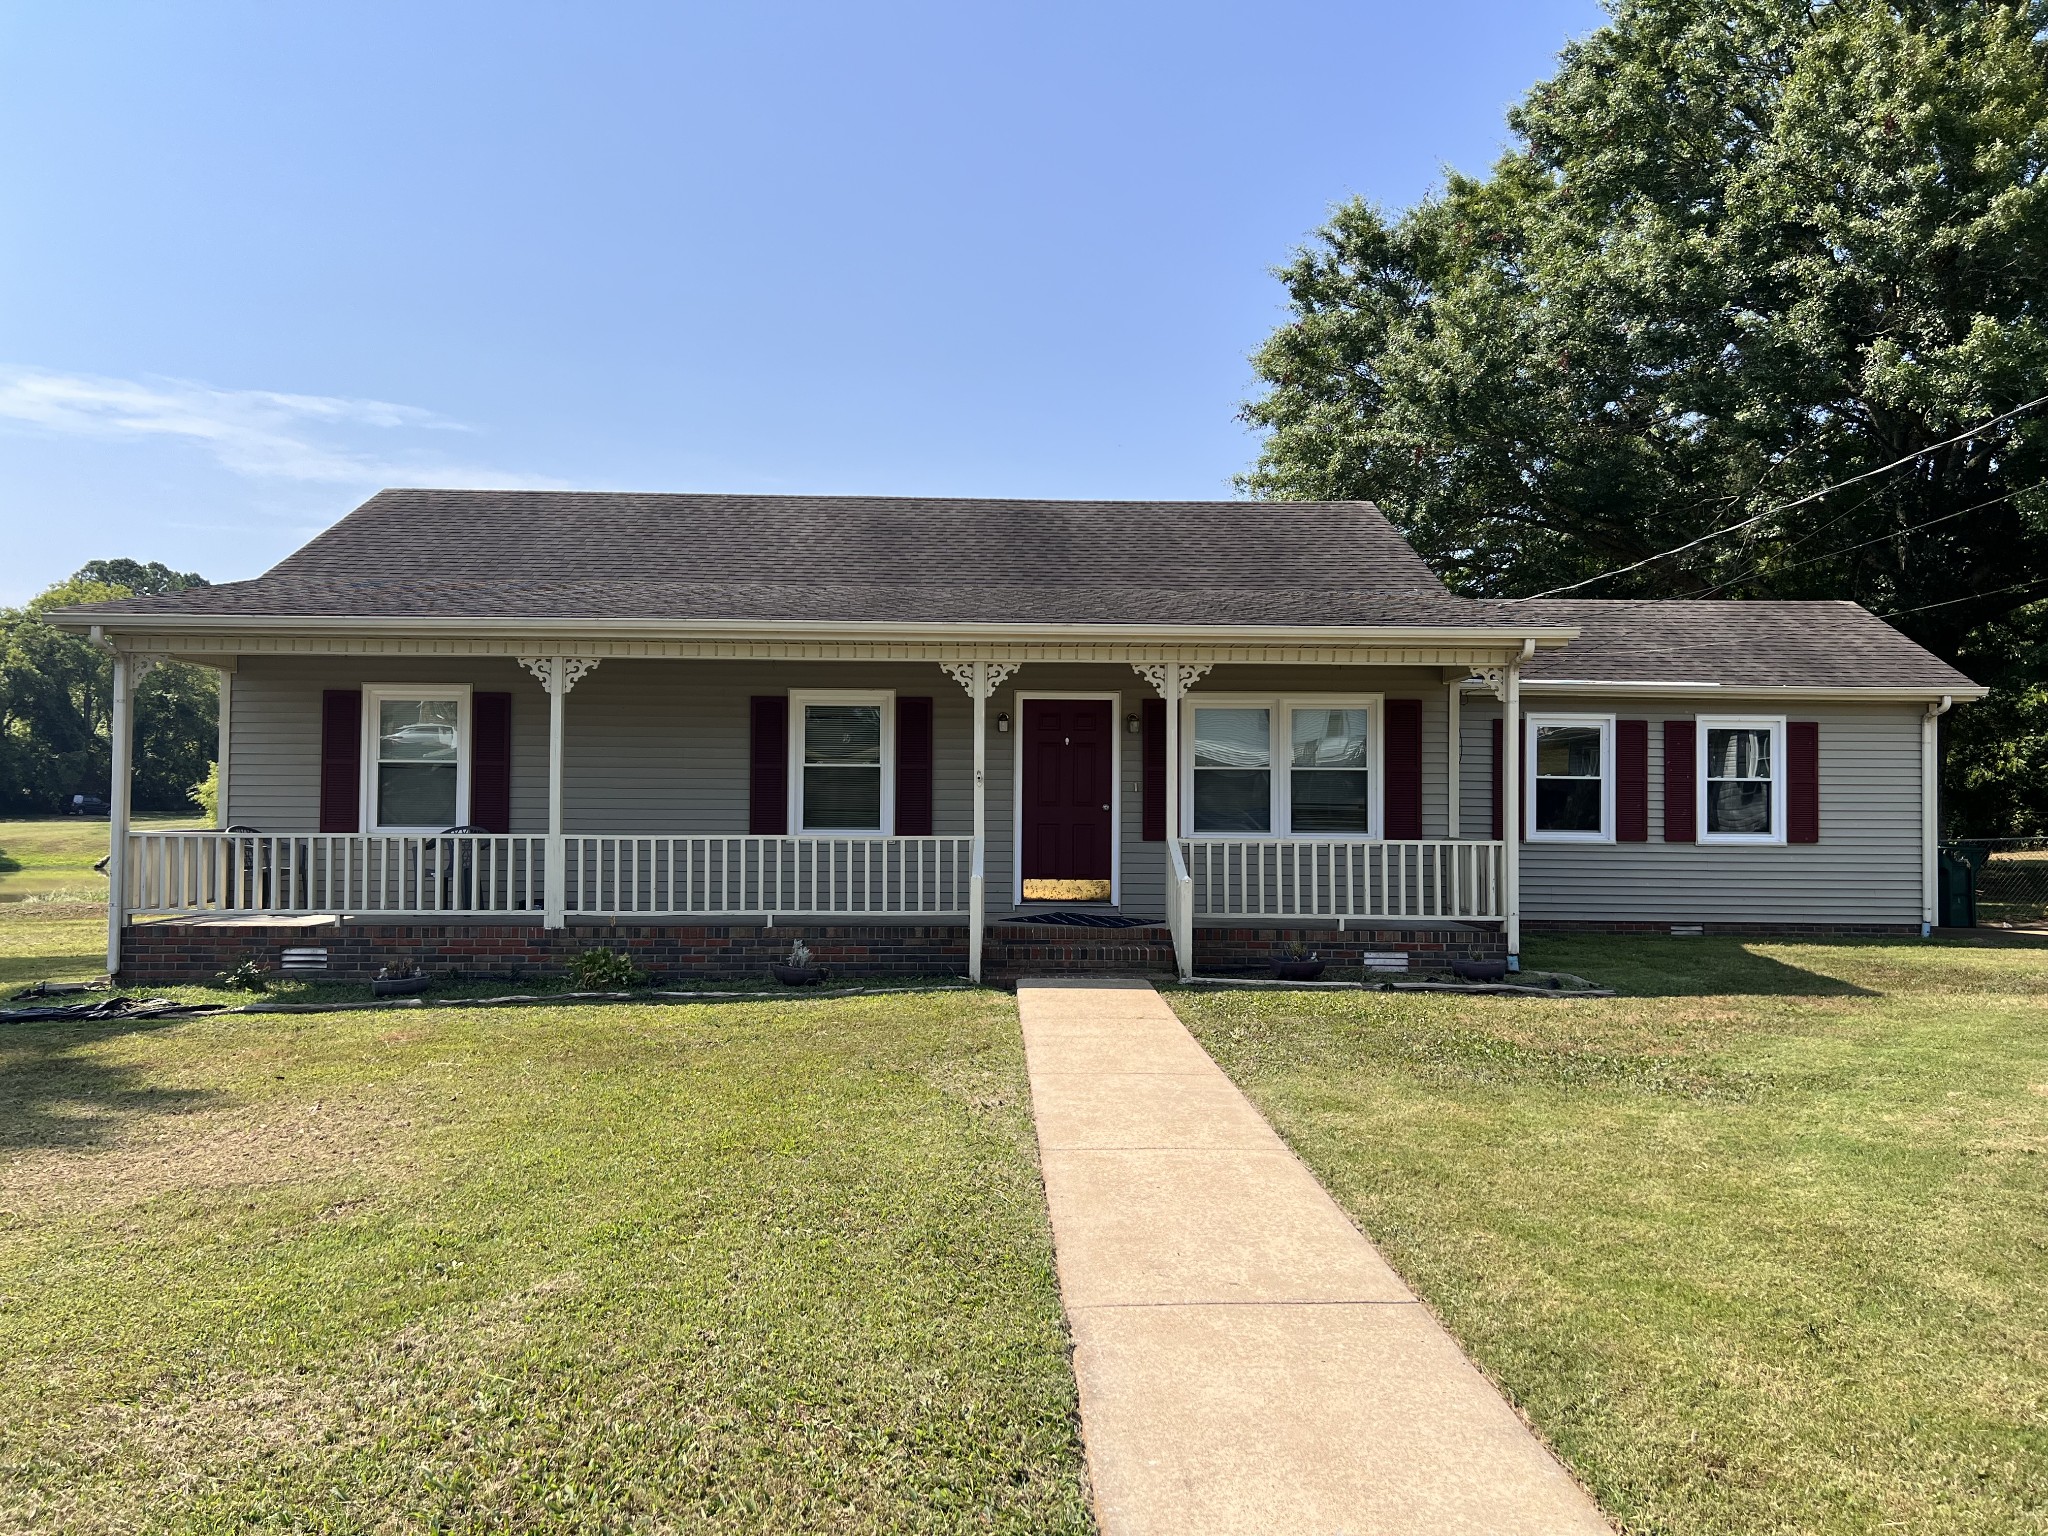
[0, 0, 1603, 603]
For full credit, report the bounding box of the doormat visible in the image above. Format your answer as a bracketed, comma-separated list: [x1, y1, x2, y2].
[1022, 878, 1113, 902]
[1005, 911, 1161, 929]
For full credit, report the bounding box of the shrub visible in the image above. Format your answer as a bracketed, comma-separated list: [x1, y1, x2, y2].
[214, 958, 266, 992]
[570, 948, 644, 990]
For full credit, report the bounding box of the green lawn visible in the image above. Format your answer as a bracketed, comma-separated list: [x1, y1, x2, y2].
[1170, 935, 2048, 1536]
[0, 814, 205, 904]
[0, 984, 1092, 1532]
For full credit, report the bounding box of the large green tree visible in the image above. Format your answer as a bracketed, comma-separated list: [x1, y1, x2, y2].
[1242, 0, 2048, 833]
[0, 564, 216, 815]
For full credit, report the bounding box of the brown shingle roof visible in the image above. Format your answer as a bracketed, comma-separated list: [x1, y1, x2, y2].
[56, 489, 1466, 626]
[48, 489, 1978, 691]
[1489, 600, 1979, 691]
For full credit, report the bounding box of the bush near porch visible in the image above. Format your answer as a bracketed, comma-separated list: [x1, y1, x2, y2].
[0, 987, 1092, 1533]
[1171, 935, 2048, 1536]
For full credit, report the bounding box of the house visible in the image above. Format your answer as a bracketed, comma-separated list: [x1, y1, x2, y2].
[51, 490, 1984, 984]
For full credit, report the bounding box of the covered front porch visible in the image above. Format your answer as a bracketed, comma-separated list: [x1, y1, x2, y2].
[101, 632, 1559, 983]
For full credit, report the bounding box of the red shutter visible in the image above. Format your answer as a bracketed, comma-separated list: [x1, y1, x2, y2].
[471, 692, 512, 833]
[1489, 718, 1503, 841]
[1664, 719, 1697, 842]
[749, 696, 789, 835]
[1141, 698, 1166, 841]
[1521, 719, 1528, 839]
[319, 690, 362, 833]
[1616, 719, 1649, 842]
[1384, 699, 1424, 838]
[1788, 721, 1820, 843]
[895, 696, 934, 835]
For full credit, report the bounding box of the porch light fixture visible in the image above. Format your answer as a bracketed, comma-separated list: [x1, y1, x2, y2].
[1125, 713, 1141, 734]
[995, 711, 1011, 733]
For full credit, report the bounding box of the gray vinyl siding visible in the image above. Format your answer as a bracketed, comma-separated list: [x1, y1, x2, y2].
[220, 657, 1927, 926]
[1456, 695, 1925, 925]
[223, 659, 1461, 920]
[224, 656, 549, 833]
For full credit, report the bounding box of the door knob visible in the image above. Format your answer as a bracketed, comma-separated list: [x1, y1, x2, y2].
[1102, 804, 1110, 811]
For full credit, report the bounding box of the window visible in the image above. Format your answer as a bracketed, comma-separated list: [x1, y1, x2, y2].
[1192, 707, 1272, 832]
[1699, 717, 1784, 842]
[1527, 714, 1613, 841]
[1289, 707, 1371, 833]
[790, 691, 893, 834]
[1185, 696, 1378, 837]
[365, 686, 469, 831]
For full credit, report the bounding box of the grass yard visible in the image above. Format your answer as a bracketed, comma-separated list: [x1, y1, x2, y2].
[0, 815, 204, 906]
[1172, 935, 2048, 1535]
[0, 981, 1092, 1533]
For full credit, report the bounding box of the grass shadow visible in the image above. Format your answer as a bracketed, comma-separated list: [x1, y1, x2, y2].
[1525, 935, 1879, 998]
[0, 1016, 216, 1152]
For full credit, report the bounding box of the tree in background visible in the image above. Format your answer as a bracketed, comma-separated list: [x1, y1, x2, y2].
[1242, 0, 2048, 833]
[0, 564, 216, 815]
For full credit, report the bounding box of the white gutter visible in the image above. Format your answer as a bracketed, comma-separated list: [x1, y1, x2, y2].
[1482, 681, 1989, 702]
[43, 610, 1582, 648]
[1922, 694, 1954, 932]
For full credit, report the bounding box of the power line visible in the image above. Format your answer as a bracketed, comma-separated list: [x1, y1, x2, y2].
[1682, 480, 2042, 599]
[1876, 578, 2048, 620]
[1523, 393, 2048, 599]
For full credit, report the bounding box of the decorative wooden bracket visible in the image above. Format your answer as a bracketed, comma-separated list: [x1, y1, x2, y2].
[1130, 662, 1212, 698]
[941, 662, 1021, 697]
[518, 657, 602, 694]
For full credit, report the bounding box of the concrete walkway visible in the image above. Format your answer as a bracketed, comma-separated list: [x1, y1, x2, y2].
[1019, 978, 1610, 1536]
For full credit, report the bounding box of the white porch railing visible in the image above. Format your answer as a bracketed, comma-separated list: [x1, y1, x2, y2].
[123, 831, 973, 920]
[126, 832, 548, 916]
[562, 835, 972, 918]
[1179, 839, 1505, 922]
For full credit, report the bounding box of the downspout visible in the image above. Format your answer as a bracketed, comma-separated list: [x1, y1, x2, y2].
[1922, 694, 1953, 934]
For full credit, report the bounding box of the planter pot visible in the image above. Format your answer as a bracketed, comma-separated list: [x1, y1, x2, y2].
[1271, 958, 1326, 981]
[772, 965, 823, 987]
[1451, 957, 1508, 983]
[372, 975, 432, 996]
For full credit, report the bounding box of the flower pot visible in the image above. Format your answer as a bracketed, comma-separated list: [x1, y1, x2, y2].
[1451, 957, 1508, 983]
[372, 975, 431, 996]
[772, 964, 823, 987]
[1271, 958, 1326, 981]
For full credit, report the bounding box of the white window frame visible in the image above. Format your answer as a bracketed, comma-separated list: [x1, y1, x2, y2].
[361, 684, 472, 834]
[1697, 715, 1787, 845]
[1525, 712, 1615, 843]
[1179, 694, 1383, 840]
[788, 689, 896, 837]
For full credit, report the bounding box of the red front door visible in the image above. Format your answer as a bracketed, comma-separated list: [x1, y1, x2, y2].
[1021, 699, 1114, 900]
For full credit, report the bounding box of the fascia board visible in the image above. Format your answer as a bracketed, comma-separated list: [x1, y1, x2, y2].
[49, 611, 1582, 648]
[1483, 680, 1989, 702]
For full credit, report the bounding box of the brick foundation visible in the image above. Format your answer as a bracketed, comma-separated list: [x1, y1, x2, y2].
[1193, 924, 1505, 974]
[121, 919, 969, 986]
[1522, 920, 1923, 938]
[122, 915, 1512, 985]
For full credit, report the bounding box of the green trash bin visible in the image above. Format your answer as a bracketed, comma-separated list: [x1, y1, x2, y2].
[1937, 848, 1978, 929]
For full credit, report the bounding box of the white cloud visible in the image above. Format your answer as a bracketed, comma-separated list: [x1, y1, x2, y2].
[0, 365, 562, 488]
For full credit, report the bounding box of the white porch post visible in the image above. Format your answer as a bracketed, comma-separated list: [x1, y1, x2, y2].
[970, 660, 987, 983]
[545, 655, 566, 928]
[1503, 657, 1522, 961]
[106, 652, 133, 976]
[1445, 678, 1462, 839]
[1163, 664, 1181, 860]
[215, 666, 233, 829]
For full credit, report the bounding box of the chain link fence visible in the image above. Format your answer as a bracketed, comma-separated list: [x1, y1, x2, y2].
[1947, 838, 2048, 927]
